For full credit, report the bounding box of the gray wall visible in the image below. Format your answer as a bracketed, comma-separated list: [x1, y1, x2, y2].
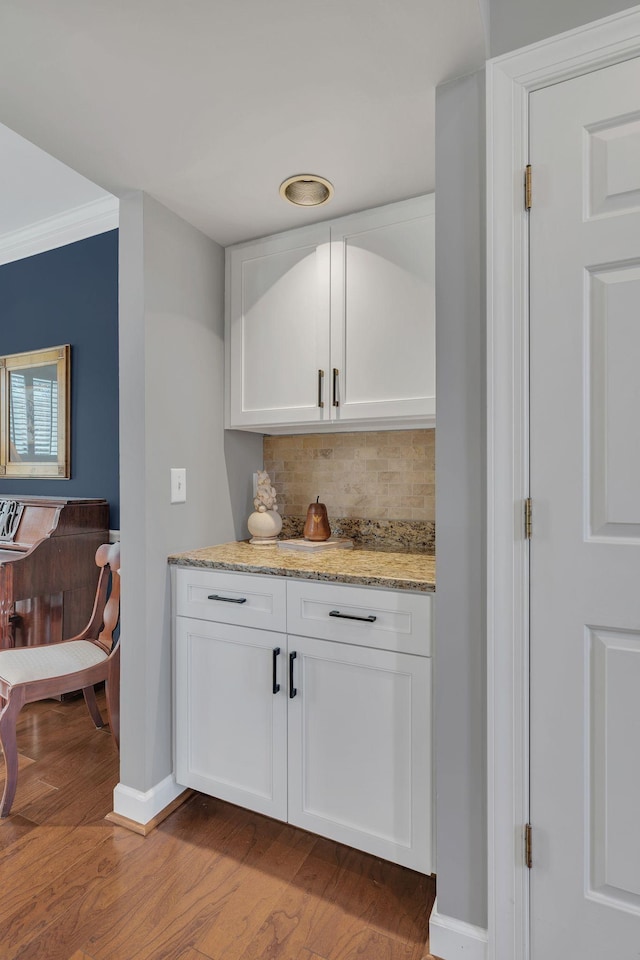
[488, 0, 634, 56]
[118, 192, 262, 792]
[433, 0, 638, 932]
[435, 69, 486, 928]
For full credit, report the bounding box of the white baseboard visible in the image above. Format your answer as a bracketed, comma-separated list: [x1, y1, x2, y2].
[113, 774, 185, 826]
[429, 904, 488, 960]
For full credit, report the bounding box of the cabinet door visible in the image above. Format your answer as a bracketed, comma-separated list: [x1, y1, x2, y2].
[287, 633, 432, 872]
[226, 224, 331, 429]
[175, 617, 287, 821]
[330, 196, 435, 423]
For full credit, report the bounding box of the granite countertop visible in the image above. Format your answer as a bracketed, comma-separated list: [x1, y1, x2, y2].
[168, 541, 435, 593]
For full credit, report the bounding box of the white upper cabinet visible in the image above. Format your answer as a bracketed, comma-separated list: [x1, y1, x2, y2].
[225, 195, 435, 433]
[330, 196, 435, 423]
[226, 223, 331, 429]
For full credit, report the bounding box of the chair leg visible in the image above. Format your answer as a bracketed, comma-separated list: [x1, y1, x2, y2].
[82, 686, 105, 729]
[105, 649, 120, 750]
[0, 691, 26, 818]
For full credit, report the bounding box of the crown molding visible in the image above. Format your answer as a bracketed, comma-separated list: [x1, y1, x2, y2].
[0, 194, 119, 267]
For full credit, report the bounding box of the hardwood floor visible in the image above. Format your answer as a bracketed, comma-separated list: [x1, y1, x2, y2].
[0, 694, 436, 960]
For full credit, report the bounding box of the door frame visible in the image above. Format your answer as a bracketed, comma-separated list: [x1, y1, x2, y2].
[486, 6, 640, 960]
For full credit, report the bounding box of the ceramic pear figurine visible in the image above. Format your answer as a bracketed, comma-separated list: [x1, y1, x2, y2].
[303, 496, 331, 541]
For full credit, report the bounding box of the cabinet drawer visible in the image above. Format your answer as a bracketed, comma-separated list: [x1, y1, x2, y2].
[286, 580, 432, 656]
[174, 567, 286, 631]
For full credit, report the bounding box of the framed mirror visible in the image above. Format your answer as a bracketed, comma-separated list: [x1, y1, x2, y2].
[0, 345, 70, 478]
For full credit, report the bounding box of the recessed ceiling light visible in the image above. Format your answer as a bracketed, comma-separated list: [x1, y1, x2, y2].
[279, 174, 334, 207]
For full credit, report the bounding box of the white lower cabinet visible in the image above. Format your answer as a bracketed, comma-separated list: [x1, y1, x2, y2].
[287, 634, 431, 871]
[174, 617, 288, 821]
[173, 567, 433, 873]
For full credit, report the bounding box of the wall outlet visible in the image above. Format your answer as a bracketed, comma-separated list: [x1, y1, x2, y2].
[170, 468, 187, 503]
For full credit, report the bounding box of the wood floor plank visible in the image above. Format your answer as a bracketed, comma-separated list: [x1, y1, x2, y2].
[2, 698, 435, 960]
[322, 927, 418, 960]
[17, 755, 119, 826]
[11, 800, 265, 960]
[112, 812, 316, 960]
[175, 950, 220, 960]
[0, 770, 59, 820]
[29, 728, 116, 790]
[188, 823, 318, 960]
[303, 844, 433, 957]
[0, 828, 144, 958]
[238, 838, 432, 960]
[236, 837, 348, 960]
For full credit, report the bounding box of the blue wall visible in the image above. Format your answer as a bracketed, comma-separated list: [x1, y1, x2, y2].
[0, 230, 119, 526]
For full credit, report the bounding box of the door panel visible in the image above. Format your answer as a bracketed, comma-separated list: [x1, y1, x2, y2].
[586, 114, 640, 218]
[588, 263, 640, 536]
[529, 55, 640, 957]
[589, 628, 640, 908]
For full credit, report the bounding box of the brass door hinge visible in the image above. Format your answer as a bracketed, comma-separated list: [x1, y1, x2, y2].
[525, 164, 532, 210]
[524, 498, 532, 539]
[525, 823, 533, 869]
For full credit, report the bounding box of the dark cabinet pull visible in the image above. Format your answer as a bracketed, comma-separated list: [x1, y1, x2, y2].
[332, 368, 339, 407]
[289, 651, 297, 698]
[207, 594, 247, 604]
[329, 609, 377, 623]
[272, 647, 281, 694]
[318, 369, 325, 408]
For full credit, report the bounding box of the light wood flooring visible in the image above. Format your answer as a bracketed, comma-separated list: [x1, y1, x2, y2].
[0, 692, 437, 960]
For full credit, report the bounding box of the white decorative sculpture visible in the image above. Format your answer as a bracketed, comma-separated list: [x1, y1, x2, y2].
[247, 470, 282, 545]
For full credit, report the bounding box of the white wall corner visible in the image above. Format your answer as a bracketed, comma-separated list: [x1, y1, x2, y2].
[429, 903, 488, 960]
[113, 774, 184, 826]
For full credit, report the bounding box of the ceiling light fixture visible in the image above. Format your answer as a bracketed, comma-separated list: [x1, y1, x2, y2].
[279, 174, 334, 207]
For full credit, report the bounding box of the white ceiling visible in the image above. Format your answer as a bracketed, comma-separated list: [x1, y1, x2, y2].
[0, 1, 486, 247]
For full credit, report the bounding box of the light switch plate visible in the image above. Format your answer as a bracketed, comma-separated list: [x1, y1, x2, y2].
[170, 468, 187, 503]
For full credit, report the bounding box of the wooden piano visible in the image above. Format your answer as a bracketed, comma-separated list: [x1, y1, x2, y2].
[0, 496, 109, 649]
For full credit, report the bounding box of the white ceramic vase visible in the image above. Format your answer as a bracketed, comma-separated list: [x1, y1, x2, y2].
[247, 509, 282, 545]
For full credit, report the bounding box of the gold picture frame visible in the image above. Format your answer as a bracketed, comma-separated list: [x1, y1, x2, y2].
[0, 345, 71, 479]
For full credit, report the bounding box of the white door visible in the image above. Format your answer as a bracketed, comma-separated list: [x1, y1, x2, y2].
[529, 55, 640, 957]
[174, 617, 288, 821]
[330, 197, 435, 422]
[286, 633, 432, 872]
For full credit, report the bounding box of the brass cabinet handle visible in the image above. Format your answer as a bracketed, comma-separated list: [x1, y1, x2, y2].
[332, 368, 339, 407]
[318, 369, 324, 408]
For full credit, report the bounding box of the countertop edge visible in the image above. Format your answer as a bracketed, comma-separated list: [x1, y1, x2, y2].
[168, 552, 435, 594]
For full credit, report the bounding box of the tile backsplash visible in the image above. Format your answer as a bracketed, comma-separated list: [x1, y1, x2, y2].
[263, 429, 435, 523]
